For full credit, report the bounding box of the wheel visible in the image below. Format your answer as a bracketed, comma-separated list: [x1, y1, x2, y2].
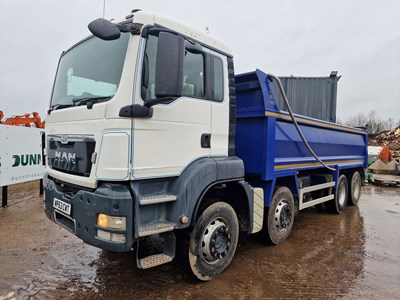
[189, 202, 239, 281]
[348, 171, 361, 205]
[266, 186, 295, 245]
[327, 175, 348, 213]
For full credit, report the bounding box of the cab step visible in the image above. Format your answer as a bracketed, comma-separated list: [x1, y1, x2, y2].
[138, 223, 174, 237]
[136, 231, 176, 270]
[138, 254, 174, 269]
[139, 194, 177, 205]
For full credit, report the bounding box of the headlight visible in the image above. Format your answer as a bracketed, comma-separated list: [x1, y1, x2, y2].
[97, 213, 126, 230]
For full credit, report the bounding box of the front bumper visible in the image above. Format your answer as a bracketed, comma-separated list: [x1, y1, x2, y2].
[43, 174, 133, 252]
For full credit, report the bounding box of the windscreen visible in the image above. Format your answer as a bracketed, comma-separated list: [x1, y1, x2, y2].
[51, 33, 129, 106]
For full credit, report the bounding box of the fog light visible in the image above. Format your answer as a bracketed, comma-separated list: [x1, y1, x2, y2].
[97, 230, 126, 243]
[97, 229, 111, 241]
[110, 233, 126, 243]
[97, 214, 126, 230]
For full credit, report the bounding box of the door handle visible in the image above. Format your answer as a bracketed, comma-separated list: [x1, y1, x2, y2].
[201, 133, 211, 148]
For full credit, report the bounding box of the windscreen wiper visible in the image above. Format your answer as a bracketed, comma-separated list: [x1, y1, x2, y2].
[72, 96, 112, 109]
[144, 96, 176, 107]
[47, 104, 73, 114]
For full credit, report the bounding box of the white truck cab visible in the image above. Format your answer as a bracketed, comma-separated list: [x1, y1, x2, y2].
[46, 11, 233, 187]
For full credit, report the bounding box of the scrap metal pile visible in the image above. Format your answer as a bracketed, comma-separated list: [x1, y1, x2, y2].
[368, 126, 400, 185]
[369, 126, 400, 159]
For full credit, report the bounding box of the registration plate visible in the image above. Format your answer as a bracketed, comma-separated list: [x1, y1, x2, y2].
[53, 198, 71, 215]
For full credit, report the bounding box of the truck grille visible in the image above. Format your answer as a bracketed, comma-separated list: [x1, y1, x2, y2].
[47, 135, 95, 177]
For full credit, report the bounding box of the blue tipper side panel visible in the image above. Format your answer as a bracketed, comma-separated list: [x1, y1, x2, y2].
[235, 69, 368, 182]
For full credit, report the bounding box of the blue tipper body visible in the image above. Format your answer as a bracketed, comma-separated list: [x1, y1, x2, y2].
[235, 69, 368, 207]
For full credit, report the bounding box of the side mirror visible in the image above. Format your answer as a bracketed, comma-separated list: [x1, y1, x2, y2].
[88, 18, 121, 40]
[155, 32, 184, 98]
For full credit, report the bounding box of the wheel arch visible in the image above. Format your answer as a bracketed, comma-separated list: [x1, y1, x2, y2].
[274, 174, 298, 207]
[191, 180, 253, 233]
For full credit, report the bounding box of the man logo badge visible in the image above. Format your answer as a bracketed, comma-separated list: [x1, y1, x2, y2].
[60, 136, 69, 144]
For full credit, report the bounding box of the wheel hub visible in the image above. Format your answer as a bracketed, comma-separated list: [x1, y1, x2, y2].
[274, 200, 292, 233]
[201, 218, 231, 264]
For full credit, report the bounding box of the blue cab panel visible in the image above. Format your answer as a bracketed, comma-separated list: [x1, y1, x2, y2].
[235, 69, 368, 182]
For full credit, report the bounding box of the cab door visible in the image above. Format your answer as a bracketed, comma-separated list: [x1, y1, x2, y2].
[132, 32, 211, 179]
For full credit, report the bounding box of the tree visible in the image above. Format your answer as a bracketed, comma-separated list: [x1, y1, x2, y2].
[343, 110, 391, 134]
[387, 118, 395, 130]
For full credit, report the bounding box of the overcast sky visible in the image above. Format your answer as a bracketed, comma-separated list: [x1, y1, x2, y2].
[1, 0, 399, 123]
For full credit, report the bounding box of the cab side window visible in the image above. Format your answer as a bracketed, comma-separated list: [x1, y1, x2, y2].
[182, 51, 204, 98]
[212, 56, 224, 101]
[141, 32, 224, 102]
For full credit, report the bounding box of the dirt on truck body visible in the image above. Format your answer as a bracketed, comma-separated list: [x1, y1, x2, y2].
[0, 181, 399, 299]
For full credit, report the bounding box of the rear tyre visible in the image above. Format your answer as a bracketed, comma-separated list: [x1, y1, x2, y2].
[189, 202, 239, 281]
[328, 175, 348, 214]
[348, 171, 361, 206]
[266, 187, 295, 245]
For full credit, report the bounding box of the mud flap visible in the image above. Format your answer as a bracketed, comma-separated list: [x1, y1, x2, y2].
[251, 187, 264, 233]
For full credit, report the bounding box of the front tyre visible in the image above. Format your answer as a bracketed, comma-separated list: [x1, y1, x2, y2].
[266, 186, 295, 245]
[189, 202, 239, 281]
